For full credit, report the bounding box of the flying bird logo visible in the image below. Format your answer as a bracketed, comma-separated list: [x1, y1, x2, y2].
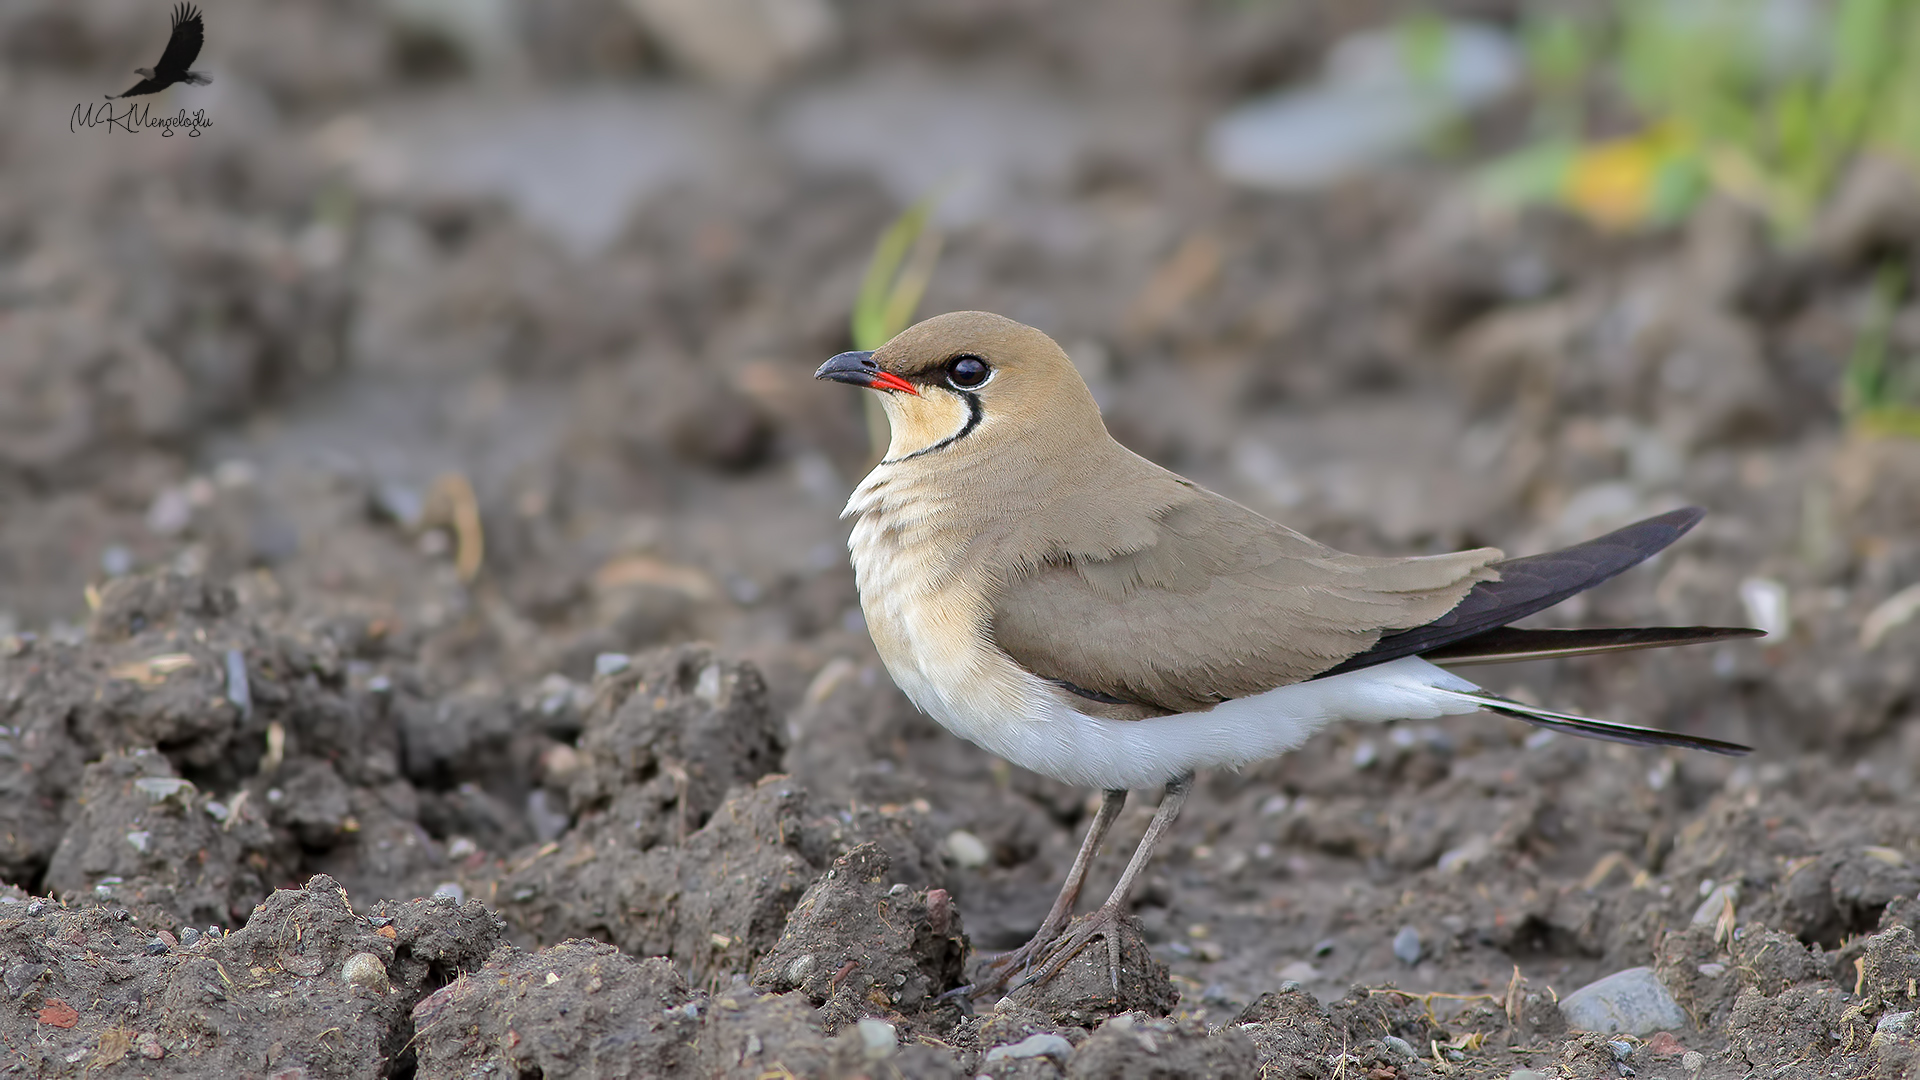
[108, 4, 212, 99]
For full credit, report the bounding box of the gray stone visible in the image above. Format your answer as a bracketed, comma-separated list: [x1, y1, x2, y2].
[1392, 925, 1422, 965]
[855, 1018, 896, 1058]
[985, 1032, 1075, 1064]
[1559, 966, 1689, 1035]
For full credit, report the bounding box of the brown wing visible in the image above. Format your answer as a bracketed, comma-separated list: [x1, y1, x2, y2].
[989, 488, 1499, 714]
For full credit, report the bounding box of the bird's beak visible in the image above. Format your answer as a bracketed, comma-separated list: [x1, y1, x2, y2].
[814, 351, 918, 396]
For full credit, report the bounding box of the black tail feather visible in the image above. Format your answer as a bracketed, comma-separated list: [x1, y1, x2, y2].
[1318, 507, 1708, 678]
[1436, 687, 1751, 756]
[1424, 625, 1763, 666]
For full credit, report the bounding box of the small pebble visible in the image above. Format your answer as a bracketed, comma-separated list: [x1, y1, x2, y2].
[125, 831, 151, 853]
[1392, 925, 1422, 965]
[342, 952, 390, 993]
[1695, 962, 1725, 978]
[945, 830, 990, 869]
[147, 487, 195, 536]
[1680, 1049, 1705, 1077]
[983, 1033, 1075, 1064]
[178, 927, 201, 946]
[695, 664, 725, 704]
[855, 1018, 896, 1059]
[1509, 1071, 1552, 1080]
[144, 939, 169, 955]
[1276, 960, 1320, 982]
[785, 954, 816, 983]
[1643, 1031, 1686, 1056]
[1382, 1035, 1415, 1058]
[1608, 1039, 1633, 1060]
[135, 1032, 164, 1060]
[431, 882, 464, 903]
[526, 790, 571, 844]
[593, 653, 631, 678]
[101, 546, 133, 577]
[132, 777, 196, 807]
[372, 483, 425, 529]
[224, 649, 251, 715]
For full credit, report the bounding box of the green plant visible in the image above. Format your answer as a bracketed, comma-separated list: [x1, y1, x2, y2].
[1520, 10, 1594, 140]
[1843, 262, 1920, 437]
[1488, 0, 1920, 239]
[852, 198, 942, 353]
[850, 197, 943, 457]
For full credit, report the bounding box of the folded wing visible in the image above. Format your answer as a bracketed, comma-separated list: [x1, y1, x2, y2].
[989, 486, 1500, 714]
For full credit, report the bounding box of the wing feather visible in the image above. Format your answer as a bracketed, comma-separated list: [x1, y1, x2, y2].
[1317, 507, 1705, 677]
[989, 489, 1499, 713]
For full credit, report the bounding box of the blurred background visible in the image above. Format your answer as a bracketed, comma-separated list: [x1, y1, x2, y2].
[4, 0, 1920, 1034]
[6, 0, 1920, 674]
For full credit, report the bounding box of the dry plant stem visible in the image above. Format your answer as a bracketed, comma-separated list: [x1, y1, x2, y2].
[976, 788, 1129, 995]
[1024, 772, 1196, 992]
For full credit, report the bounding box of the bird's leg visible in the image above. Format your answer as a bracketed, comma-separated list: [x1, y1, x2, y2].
[972, 788, 1128, 995]
[1022, 772, 1195, 993]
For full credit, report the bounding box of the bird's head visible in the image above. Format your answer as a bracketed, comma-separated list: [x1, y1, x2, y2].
[814, 311, 1104, 463]
[134, 67, 155, 77]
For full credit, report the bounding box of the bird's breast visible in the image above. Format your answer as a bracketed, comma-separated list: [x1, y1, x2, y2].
[845, 472, 1043, 749]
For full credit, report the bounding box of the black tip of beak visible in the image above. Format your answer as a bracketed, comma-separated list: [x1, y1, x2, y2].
[814, 351, 879, 386]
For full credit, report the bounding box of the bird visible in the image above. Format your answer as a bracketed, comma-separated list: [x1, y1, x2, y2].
[108, 4, 212, 99]
[814, 310, 1758, 996]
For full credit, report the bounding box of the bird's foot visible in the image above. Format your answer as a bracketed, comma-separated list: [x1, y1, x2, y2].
[1015, 904, 1128, 995]
[970, 923, 1068, 1000]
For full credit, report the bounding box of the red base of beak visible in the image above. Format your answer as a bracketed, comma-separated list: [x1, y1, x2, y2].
[868, 371, 918, 396]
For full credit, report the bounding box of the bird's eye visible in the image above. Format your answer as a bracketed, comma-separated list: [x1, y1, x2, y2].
[946, 355, 990, 389]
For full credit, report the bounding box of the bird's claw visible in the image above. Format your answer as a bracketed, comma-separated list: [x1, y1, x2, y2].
[970, 930, 1060, 999]
[1014, 906, 1127, 995]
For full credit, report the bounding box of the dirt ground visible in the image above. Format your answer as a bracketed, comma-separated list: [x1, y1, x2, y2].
[3, 1, 1920, 1077]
